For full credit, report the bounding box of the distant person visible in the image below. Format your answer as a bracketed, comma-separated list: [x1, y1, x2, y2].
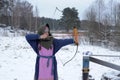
[25, 24, 78, 80]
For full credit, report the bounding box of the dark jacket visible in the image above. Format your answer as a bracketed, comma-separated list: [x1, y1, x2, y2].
[25, 34, 74, 80]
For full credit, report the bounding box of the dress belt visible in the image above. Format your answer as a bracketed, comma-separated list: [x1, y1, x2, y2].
[37, 55, 55, 75]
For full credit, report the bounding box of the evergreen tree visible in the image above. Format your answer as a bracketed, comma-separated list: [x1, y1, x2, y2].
[60, 7, 80, 32]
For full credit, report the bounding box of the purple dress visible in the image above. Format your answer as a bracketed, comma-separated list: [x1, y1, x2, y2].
[38, 44, 54, 80]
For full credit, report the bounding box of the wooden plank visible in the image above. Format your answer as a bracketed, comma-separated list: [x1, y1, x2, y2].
[90, 57, 120, 71]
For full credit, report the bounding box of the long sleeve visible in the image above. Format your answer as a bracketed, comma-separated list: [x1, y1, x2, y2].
[25, 34, 39, 54]
[26, 34, 39, 41]
[53, 38, 74, 53]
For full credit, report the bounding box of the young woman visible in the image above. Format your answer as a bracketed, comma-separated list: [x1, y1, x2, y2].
[25, 24, 78, 80]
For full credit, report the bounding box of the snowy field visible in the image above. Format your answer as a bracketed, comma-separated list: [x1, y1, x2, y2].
[0, 27, 120, 80]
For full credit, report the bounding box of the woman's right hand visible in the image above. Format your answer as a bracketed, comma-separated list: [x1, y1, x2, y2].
[40, 33, 48, 39]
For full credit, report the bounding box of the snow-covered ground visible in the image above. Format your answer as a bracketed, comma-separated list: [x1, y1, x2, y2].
[0, 27, 120, 80]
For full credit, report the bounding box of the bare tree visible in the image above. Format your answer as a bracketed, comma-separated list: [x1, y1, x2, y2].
[10, 0, 14, 29]
[24, 1, 33, 31]
[84, 6, 98, 35]
[95, 0, 105, 33]
[1, 0, 8, 25]
[113, 2, 119, 28]
[34, 6, 39, 33]
[116, 3, 120, 29]
[12, 0, 21, 29]
[108, 0, 114, 26]
[111, 2, 120, 50]
[15, 0, 33, 30]
[101, 13, 111, 42]
[85, 5, 97, 22]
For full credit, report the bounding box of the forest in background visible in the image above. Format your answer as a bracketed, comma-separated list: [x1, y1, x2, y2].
[0, 0, 120, 50]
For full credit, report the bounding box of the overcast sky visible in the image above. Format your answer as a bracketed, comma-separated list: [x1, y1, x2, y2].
[26, 0, 120, 20]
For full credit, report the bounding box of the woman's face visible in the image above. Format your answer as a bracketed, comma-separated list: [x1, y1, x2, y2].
[44, 27, 49, 37]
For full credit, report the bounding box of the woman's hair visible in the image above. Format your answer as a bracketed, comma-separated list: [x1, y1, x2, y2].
[46, 23, 50, 29]
[38, 23, 52, 36]
[46, 23, 52, 36]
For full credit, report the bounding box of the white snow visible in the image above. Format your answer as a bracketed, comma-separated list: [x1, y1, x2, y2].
[0, 27, 120, 80]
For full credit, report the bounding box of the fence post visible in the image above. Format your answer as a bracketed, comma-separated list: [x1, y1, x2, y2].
[82, 55, 90, 80]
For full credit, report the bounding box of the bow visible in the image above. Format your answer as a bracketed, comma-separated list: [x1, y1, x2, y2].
[63, 45, 78, 66]
[63, 26, 79, 66]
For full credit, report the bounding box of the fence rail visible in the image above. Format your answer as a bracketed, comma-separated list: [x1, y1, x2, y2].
[82, 54, 120, 80]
